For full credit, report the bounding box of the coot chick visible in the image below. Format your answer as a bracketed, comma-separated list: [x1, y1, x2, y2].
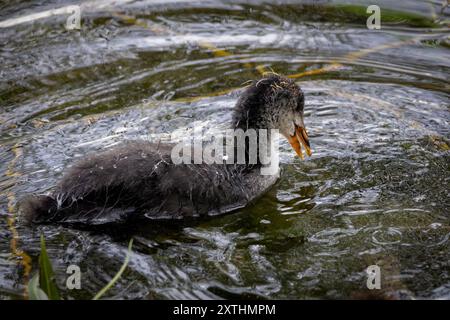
[21, 74, 311, 226]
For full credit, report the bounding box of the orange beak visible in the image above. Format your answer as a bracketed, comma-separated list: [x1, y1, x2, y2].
[286, 125, 312, 160]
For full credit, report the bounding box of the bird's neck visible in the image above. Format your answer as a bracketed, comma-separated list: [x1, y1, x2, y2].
[228, 121, 278, 172]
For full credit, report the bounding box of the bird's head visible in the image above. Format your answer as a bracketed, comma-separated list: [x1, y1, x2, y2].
[233, 74, 312, 159]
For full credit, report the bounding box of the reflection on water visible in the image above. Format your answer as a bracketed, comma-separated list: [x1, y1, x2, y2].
[0, 0, 449, 299]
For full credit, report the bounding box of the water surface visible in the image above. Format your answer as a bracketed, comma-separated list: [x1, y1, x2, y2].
[0, 0, 449, 299]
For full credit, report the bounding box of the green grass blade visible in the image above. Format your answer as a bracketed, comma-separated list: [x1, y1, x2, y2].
[39, 234, 61, 300]
[93, 238, 133, 300]
[28, 273, 49, 300]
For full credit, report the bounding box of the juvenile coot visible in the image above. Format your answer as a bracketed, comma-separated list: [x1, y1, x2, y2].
[21, 74, 311, 225]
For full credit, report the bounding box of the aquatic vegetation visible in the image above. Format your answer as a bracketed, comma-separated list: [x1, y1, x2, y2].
[28, 236, 133, 300]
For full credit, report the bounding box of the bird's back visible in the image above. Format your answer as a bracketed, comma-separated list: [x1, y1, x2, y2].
[21, 140, 263, 225]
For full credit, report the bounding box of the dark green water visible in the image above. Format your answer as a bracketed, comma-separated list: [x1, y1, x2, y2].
[0, 0, 449, 299]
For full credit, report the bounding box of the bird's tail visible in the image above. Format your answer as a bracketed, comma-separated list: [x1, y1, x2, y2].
[19, 194, 139, 226]
[19, 195, 58, 225]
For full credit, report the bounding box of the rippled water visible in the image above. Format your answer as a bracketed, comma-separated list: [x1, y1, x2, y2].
[0, 0, 449, 299]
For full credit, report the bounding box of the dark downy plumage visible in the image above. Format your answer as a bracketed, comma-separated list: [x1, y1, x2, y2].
[20, 74, 311, 226]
